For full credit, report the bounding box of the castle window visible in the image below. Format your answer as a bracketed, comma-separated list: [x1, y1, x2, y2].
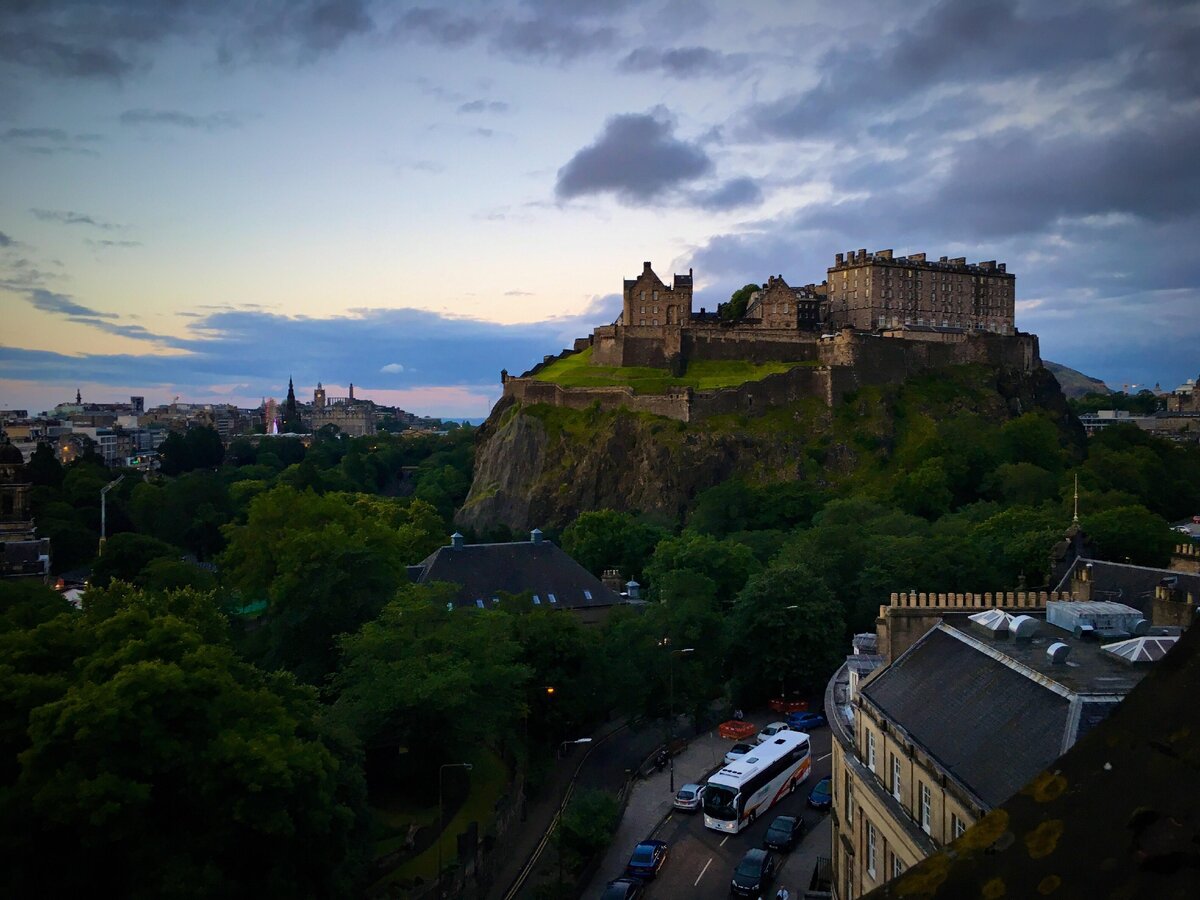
[641, 306, 645, 314]
[653, 306, 658, 314]
[652, 290, 658, 301]
[652, 319, 658, 326]
[639, 319, 646, 326]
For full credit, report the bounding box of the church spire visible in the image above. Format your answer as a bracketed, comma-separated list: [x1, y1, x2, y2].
[1072, 473, 1080, 525]
[75, 387, 81, 405]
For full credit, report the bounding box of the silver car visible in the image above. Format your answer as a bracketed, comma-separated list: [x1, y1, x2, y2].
[755, 722, 791, 745]
[724, 742, 753, 764]
[673, 783, 705, 811]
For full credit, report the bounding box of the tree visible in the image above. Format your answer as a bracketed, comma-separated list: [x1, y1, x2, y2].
[156, 430, 189, 476]
[561, 509, 667, 580]
[90, 532, 180, 587]
[184, 425, 224, 469]
[643, 532, 760, 606]
[0, 583, 368, 898]
[1082, 505, 1178, 567]
[23, 443, 63, 488]
[727, 564, 844, 705]
[330, 583, 530, 781]
[719, 283, 761, 321]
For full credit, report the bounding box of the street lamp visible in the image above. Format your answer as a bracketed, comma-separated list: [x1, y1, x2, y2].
[437, 762, 473, 898]
[556, 738, 593, 892]
[667, 645, 695, 793]
[98, 474, 124, 555]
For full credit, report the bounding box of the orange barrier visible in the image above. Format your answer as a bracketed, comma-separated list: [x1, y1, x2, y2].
[718, 720, 758, 740]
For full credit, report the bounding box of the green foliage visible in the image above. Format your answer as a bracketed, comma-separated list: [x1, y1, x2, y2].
[0, 582, 367, 898]
[642, 532, 761, 607]
[719, 283, 761, 321]
[1081, 505, 1178, 567]
[727, 564, 844, 705]
[23, 442, 63, 487]
[561, 509, 668, 580]
[558, 789, 621, 866]
[1069, 390, 1160, 416]
[220, 486, 443, 683]
[158, 425, 225, 475]
[689, 479, 827, 537]
[91, 532, 180, 587]
[331, 583, 530, 769]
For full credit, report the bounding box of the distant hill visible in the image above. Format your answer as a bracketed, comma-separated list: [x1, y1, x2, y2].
[1044, 361, 1111, 398]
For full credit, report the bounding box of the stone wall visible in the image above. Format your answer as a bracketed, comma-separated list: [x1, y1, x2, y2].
[1171, 543, 1200, 575]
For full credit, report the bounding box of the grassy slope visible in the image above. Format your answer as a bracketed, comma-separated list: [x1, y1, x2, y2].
[532, 346, 816, 393]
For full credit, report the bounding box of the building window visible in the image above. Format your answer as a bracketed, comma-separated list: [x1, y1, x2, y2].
[867, 821, 877, 879]
[891, 754, 901, 801]
[652, 319, 658, 326]
[641, 305, 646, 313]
[639, 319, 645, 326]
[893, 855, 905, 878]
[920, 783, 932, 834]
[952, 812, 966, 839]
[845, 772, 853, 825]
[867, 730, 876, 772]
[653, 305, 658, 314]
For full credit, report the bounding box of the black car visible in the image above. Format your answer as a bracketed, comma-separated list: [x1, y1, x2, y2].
[601, 877, 645, 899]
[730, 847, 777, 897]
[808, 775, 832, 811]
[764, 814, 805, 851]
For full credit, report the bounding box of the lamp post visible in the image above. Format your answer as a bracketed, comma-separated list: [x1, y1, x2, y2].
[98, 474, 124, 556]
[667, 646, 694, 793]
[557, 737, 592, 893]
[437, 762, 473, 898]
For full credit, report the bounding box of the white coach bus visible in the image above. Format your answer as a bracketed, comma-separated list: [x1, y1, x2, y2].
[702, 730, 811, 833]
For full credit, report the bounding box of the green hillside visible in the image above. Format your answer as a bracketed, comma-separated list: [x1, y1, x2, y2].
[532, 346, 815, 392]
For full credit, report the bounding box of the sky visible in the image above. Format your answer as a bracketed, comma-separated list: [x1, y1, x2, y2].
[1, 0, 1198, 417]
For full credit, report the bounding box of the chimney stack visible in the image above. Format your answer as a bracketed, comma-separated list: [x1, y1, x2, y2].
[450, 532, 464, 549]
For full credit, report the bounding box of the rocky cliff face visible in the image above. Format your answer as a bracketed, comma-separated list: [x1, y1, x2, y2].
[457, 364, 1084, 533]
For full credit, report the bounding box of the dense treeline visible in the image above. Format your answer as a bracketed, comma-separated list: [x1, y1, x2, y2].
[4, 386, 1199, 894]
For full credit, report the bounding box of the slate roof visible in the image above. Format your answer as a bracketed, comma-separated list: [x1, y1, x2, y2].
[1057, 557, 1200, 615]
[408, 537, 623, 611]
[861, 626, 1072, 808]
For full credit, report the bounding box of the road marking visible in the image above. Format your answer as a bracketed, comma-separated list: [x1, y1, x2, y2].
[695, 857, 712, 886]
[817, 752, 832, 762]
[720, 835, 729, 846]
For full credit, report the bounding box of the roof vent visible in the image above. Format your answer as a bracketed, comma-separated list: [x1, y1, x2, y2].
[625, 580, 640, 600]
[1010, 615, 1038, 640]
[1132, 618, 1150, 636]
[1047, 642, 1070, 664]
[530, 528, 543, 544]
[451, 532, 464, 549]
[968, 608, 1012, 638]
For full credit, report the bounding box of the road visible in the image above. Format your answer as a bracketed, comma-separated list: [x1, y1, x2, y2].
[620, 728, 833, 899]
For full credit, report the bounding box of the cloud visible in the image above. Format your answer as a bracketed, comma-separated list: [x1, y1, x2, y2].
[621, 46, 747, 78]
[689, 177, 763, 211]
[0, 126, 104, 156]
[556, 108, 713, 203]
[380, 362, 405, 373]
[27, 288, 116, 320]
[398, 8, 484, 47]
[504, 290, 534, 297]
[0, 231, 12, 248]
[457, 99, 511, 114]
[86, 239, 142, 249]
[30, 208, 121, 230]
[15, 286, 179, 344]
[119, 109, 245, 130]
[396, 4, 618, 63]
[1, 127, 69, 142]
[491, 17, 616, 62]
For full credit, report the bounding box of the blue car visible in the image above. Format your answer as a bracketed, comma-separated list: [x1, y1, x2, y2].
[624, 840, 669, 880]
[786, 710, 828, 730]
[808, 775, 832, 811]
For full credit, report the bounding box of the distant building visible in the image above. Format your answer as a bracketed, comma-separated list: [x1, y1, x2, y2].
[826, 249, 1015, 334]
[828, 593, 1176, 899]
[307, 381, 376, 437]
[405, 529, 627, 625]
[0, 442, 51, 580]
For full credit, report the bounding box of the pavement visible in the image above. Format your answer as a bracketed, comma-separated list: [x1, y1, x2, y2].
[584, 712, 834, 900]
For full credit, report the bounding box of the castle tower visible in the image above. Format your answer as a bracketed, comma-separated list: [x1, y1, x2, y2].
[621, 262, 693, 331]
[314, 381, 326, 410]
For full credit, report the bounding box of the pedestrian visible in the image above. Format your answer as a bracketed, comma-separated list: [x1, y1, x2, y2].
[734, 707, 745, 722]
[776, 888, 789, 900]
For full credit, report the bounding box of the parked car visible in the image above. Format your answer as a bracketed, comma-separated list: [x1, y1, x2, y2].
[724, 742, 753, 764]
[601, 877, 645, 899]
[786, 710, 828, 730]
[624, 840, 669, 880]
[755, 721, 791, 744]
[730, 847, 777, 897]
[674, 783, 705, 811]
[764, 814, 805, 852]
[808, 775, 832, 811]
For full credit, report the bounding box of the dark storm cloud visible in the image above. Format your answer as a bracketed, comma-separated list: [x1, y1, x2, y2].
[750, 0, 1135, 136]
[119, 108, 245, 130]
[689, 177, 763, 212]
[621, 46, 746, 78]
[457, 99, 511, 114]
[0, 1, 375, 81]
[556, 109, 713, 203]
[0, 304, 620, 394]
[398, 8, 484, 47]
[30, 208, 122, 230]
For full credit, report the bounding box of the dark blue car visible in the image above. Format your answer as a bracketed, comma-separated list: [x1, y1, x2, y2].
[624, 840, 668, 880]
[786, 710, 828, 730]
[808, 775, 832, 811]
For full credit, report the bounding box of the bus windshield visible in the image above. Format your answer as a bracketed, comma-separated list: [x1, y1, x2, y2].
[702, 784, 738, 820]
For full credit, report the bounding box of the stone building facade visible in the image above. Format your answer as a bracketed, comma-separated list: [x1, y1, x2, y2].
[827, 593, 1167, 899]
[826, 249, 1015, 334]
[307, 382, 376, 437]
[744, 275, 826, 329]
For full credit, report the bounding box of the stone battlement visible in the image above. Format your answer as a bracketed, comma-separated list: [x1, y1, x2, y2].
[886, 590, 1076, 609]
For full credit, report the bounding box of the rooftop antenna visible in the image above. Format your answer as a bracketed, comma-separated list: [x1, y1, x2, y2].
[1072, 474, 1080, 525]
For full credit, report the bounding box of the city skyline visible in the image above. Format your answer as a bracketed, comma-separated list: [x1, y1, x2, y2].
[2, 0, 1197, 416]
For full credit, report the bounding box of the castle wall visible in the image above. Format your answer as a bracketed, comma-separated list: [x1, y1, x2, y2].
[682, 326, 822, 363]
